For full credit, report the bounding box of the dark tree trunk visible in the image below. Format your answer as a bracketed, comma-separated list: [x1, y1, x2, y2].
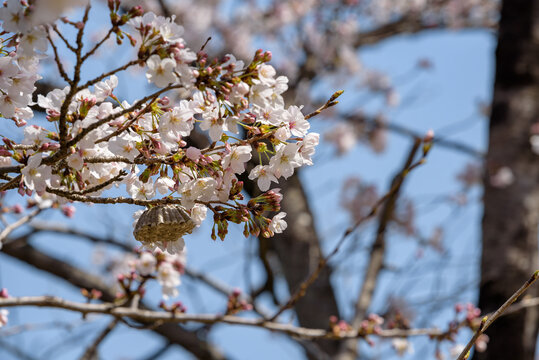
[477, 0, 539, 359]
[272, 174, 341, 357]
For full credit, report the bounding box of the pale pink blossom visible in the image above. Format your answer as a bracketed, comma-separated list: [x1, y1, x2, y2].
[136, 252, 157, 276]
[190, 204, 207, 226]
[248, 165, 278, 192]
[269, 212, 287, 234]
[222, 145, 252, 174]
[146, 55, 177, 88]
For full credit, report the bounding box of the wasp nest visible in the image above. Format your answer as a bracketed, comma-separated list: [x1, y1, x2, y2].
[133, 205, 195, 249]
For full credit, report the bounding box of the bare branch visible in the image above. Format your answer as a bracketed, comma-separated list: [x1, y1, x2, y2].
[457, 271, 539, 360]
[270, 138, 426, 322]
[1, 294, 538, 343]
[0, 208, 44, 246]
[79, 319, 119, 360]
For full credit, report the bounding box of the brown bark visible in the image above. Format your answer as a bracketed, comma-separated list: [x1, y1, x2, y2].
[477, 0, 539, 358]
[271, 174, 341, 356]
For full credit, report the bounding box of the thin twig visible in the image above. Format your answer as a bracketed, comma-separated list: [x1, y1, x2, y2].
[78, 318, 119, 360]
[43, 189, 182, 206]
[81, 28, 114, 62]
[456, 270, 539, 360]
[0, 174, 20, 191]
[269, 139, 427, 321]
[51, 25, 76, 52]
[304, 90, 343, 120]
[0, 208, 44, 245]
[75, 171, 126, 195]
[78, 59, 141, 90]
[46, 29, 71, 83]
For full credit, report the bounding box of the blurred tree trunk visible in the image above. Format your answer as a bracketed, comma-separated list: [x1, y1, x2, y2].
[477, 0, 539, 359]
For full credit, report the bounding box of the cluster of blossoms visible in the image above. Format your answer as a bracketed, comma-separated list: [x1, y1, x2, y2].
[0, 1, 323, 255]
[225, 288, 253, 315]
[0, 0, 90, 126]
[112, 248, 186, 299]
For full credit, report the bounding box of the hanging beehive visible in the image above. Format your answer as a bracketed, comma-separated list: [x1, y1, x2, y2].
[133, 205, 195, 246]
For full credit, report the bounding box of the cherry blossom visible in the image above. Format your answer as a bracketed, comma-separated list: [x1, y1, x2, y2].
[269, 143, 302, 179]
[269, 212, 287, 234]
[0, 309, 8, 328]
[136, 252, 157, 276]
[222, 146, 252, 174]
[146, 55, 177, 88]
[157, 261, 181, 299]
[249, 165, 278, 192]
[0, 0, 325, 275]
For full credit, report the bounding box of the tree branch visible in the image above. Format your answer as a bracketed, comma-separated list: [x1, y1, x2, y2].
[79, 319, 119, 360]
[458, 270, 539, 360]
[337, 139, 422, 359]
[0, 237, 227, 360]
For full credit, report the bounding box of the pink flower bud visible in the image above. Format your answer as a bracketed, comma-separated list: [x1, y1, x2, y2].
[0, 288, 9, 298]
[62, 205, 76, 218]
[158, 96, 170, 106]
[424, 129, 435, 142]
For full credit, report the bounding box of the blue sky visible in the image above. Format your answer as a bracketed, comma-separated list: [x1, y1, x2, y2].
[0, 2, 496, 359]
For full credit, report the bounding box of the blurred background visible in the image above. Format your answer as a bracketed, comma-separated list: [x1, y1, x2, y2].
[1, 0, 538, 359]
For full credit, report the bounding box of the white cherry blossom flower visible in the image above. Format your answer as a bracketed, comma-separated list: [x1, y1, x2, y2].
[19, 27, 48, 55]
[274, 126, 291, 141]
[191, 177, 218, 202]
[37, 86, 69, 114]
[67, 153, 84, 171]
[22, 125, 49, 147]
[249, 83, 273, 108]
[0, 86, 28, 118]
[269, 212, 287, 234]
[248, 165, 278, 191]
[392, 338, 414, 356]
[186, 146, 201, 161]
[0, 0, 30, 33]
[155, 177, 175, 195]
[146, 55, 177, 88]
[257, 64, 276, 86]
[0, 57, 18, 87]
[127, 179, 156, 200]
[230, 82, 250, 104]
[0, 309, 8, 328]
[156, 16, 184, 44]
[159, 101, 194, 141]
[22, 154, 52, 193]
[109, 133, 140, 161]
[136, 252, 157, 276]
[269, 143, 301, 179]
[254, 105, 284, 126]
[157, 261, 181, 299]
[199, 108, 226, 142]
[222, 145, 252, 174]
[94, 75, 118, 101]
[190, 204, 207, 226]
[284, 105, 309, 137]
[298, 132, 320, 166]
